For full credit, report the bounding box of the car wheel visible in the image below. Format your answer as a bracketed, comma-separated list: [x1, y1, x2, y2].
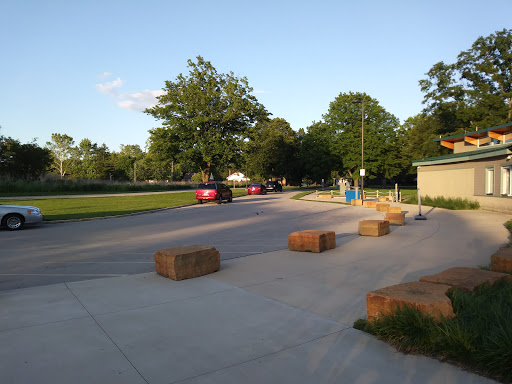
[198, 200, 203, 204]
[217, 197, 222, 204]
[4, 214, 24, 231]
[228, 193, 233, 203]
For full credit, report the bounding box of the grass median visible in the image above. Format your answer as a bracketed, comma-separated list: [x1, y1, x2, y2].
[1, 190, 248, 221]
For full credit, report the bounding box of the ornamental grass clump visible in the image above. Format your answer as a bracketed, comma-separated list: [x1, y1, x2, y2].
[405, 194, 480, 210]
[356, 279, 512, 383]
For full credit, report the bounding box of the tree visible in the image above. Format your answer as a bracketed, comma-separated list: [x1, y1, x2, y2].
[46, 133, 75, 178]
[0, 135, 51, 179]
[246, 118, 301, 183]
[420, 29, 512, 131]
[145, 56, 268, 182]
[301, 122, 339, 184]
[323, 92, 401, 184]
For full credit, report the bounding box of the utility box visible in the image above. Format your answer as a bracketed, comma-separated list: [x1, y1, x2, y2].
[345, 190, 360, 203]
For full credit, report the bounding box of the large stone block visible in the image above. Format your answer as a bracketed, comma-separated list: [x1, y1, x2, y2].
[376, 203, 390, 212]
[378, 197, 387, 202]
[491, 247, 512, 273]
[387, 206, 402, 213]
[288, 230, 336, 253]
[367, 281, 455, 323]
[351, 199, 363, 206]
[154, 245, 220, 281]
[358, 220, 389, 237]
[363, 201, 377, 208]
[384, 212, 405, 226]
[420, 267, 512, 292]
[318, 194, 332, 199]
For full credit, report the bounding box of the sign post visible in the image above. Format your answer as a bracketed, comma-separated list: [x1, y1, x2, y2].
[414, 188, 427, 220]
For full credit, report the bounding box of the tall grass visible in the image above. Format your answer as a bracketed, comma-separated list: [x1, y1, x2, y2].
[356, 279, 512, 383]
[0, 178, 193, 196]
[404, 194, 480, 210]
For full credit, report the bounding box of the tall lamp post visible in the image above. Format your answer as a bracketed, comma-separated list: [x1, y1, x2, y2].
[352, 99, 365, 201]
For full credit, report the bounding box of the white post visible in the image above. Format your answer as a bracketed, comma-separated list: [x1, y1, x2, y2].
[415, 188, 426, 220]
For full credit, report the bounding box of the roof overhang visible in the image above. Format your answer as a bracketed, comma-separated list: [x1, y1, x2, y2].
[433, 122, 512, 149]
[413, 143, 512, 166]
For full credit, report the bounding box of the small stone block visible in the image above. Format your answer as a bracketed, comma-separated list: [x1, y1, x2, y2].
[358, 220, 389, 237]
[318, 194, 332, 199]
[288, 230, 336, 253]
[351, 199, 363, 206]
[154, 245, 220, 281]
[384, 212, 405, 226]
[367, 281, 455, 323]
[376, 203, 390, 212]
[363, 201, 377, 208]
[420, 267, 512, 292]
[387, 206, 402, 213]
[491, 247, 512, 273]
[378, 197, 387, 202]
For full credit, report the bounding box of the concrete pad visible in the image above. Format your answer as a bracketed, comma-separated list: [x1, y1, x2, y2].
[178, 329, 495, 384]
[94, 288, 346, 384]
[419, 267, 512, 292]
[0, 317, 144, 384]
[67, 272, 233, 315]
[0, 284, 89, 331]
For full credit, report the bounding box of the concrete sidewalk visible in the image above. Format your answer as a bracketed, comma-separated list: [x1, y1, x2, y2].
[1, 206, 508, 383]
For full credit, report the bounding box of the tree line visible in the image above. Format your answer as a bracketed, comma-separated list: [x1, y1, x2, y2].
[2, 29, 511, 185]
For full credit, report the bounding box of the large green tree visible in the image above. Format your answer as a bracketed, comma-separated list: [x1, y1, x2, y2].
[0, 134, 52, 179]
[323, 92, 401, 183]
[145, 56, 268, 182]
[420, 28, 512, 131]
[301, 122, 339, 184]
[246, 117, 301, 183]
[46, 133, 76, 178]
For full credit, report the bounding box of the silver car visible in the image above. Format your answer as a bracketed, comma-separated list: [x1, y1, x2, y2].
[0, 205, 44, 230]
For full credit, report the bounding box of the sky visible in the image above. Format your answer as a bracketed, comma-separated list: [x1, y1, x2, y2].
[1, 0, 511, 152]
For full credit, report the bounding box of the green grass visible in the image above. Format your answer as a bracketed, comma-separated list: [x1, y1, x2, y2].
[291, 190, 316, 200]
[355, 280, 512, 383]
[403, 194, 480, 210]
[0, 189, 248, 220]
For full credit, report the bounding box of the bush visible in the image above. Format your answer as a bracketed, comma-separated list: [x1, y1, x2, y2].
[404, 194, 480, 210]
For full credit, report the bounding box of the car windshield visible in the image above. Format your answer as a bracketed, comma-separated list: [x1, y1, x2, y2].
[249, 184, 260, 187]
[198, 184, 216, 189]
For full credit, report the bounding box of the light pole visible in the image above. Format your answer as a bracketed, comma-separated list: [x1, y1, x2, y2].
[352, 99, 365, 201]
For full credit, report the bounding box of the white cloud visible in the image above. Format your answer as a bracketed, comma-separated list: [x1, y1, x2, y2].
[96, 76, 165, 112]
[96, 77, 123, 95]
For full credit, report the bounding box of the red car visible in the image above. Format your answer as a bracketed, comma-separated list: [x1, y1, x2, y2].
[248, 183, 267, 195]
[196, 182, 233, 204]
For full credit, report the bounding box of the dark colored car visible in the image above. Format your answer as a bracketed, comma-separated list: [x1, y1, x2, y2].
[265, 181, 282, 192]
[248, 184, 267, 195]
[196, 182, 233, 204]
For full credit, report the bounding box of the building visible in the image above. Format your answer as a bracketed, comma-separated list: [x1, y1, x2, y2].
[412, 122, 512, 214]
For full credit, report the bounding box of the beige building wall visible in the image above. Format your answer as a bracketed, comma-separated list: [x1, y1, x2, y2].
[417, 167, 474, 198]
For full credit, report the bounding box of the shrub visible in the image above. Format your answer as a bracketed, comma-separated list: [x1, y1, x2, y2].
[404, 194, 479, 210]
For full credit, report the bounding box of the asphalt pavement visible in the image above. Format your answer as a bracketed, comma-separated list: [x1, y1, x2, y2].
[0, 194, 509, 383]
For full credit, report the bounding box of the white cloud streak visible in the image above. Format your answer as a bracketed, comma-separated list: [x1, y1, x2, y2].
[96, 75, 164, 112]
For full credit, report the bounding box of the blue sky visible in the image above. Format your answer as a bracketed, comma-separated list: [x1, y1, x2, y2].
[1, 0, 511, 152]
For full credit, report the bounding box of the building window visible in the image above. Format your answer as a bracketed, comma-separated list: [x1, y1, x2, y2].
[502, 166, 512, 196]
[485, 167, 494, 195]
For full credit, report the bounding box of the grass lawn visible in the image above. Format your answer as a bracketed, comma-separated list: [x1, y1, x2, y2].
[0, 189, 248, 221]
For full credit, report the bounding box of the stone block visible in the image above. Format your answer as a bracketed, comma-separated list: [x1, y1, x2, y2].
[154, 245, 220, 281]
[420, 267, 512, 292]
[491, 247, 512, 273]
[363, 201, 377, 208]
[387, 206, 402, 213]
[376, 203, 390, 212]
[384, 212, 405, 226]
[288, 230, 336, 253]
[367, 281, 455, 323]
[351, 199, 363, 206]
[378, 197, 387, 202]
[358, 220, 389, 237]
[318, 194, 332, 199]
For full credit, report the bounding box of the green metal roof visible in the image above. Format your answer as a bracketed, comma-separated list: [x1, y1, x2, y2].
[412, 143, 512, 166]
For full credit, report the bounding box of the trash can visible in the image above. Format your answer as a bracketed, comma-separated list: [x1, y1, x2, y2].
[345, 190, 360, 203]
